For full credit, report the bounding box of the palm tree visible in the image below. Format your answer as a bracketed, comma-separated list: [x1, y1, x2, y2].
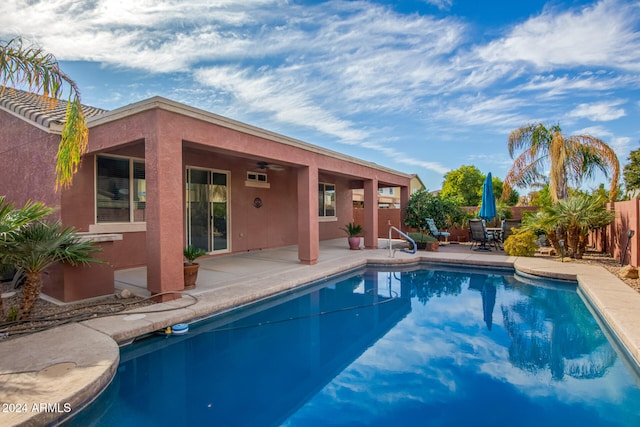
[0, 37, 88, 189]
[0, 221, 100, 319]
[0, 197, 53, 318]
[504, 123, 620, 202]
[523, 193, 614, 259]
[545, 193, 614, 259]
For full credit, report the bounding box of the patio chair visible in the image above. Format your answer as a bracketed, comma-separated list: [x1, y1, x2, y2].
[426, 218, 451, 242]
[501, 219, 521, 243]
[469, 219, 497, 251]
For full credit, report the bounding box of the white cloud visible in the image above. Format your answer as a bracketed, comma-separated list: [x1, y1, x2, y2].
[569, 101, 626, 121]
[436, 94, 529, 128]
[422, 0, 453, 11]
[516, 73, 633, 99]
[475, 0, 640, 71]
[1, 0, 638, 186]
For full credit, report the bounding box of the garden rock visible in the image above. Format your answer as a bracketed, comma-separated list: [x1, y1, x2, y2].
[619, 265, 639, 279]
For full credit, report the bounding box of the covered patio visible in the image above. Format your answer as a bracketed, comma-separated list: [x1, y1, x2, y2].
[110, 240, 516, 322]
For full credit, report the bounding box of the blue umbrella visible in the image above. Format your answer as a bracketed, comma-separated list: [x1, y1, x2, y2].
[479, 172, 496, 221]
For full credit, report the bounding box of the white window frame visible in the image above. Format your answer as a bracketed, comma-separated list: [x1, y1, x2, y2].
[89, 154, 146, 234]
[319, 182, 337, 222]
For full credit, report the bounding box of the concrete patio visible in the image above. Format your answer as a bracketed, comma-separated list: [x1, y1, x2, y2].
[1, 239, 640, 426]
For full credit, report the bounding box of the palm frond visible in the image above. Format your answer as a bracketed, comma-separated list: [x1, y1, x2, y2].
[565, 135, 620, 202]
[1, 37, 87, 189]
[0, 197, 54, 235]
[56, 95, 88, 189]
[2, 221, 101, 274]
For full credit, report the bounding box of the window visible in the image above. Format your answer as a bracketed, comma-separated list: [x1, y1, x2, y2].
[246, 172, 268, 182]
[96, 156, 146, 223]
[318, 183, 336, 217]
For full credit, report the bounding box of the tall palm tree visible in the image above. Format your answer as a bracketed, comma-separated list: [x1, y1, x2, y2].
[504, 123, 620, 202]
[0, 221, 100, 319]
[0, 197, 53, 318]
[0, 37, 88, 189]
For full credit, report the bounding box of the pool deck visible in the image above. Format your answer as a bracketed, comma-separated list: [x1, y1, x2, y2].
[2, 239, 640, 426]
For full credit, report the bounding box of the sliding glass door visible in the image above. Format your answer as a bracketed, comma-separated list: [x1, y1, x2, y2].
[186, 168, 229, 253]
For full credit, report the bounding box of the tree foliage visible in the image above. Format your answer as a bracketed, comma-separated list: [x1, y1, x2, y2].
[504, 123, 620, 203]
[623, 147, 640, 196]
[442, 166, 517, 207]
[441, 165, 485, 206]
[404, 189, 465, 233]
[522, 193, 614, 259]
[0, 37, 87, 189]
[493, 177, 519, 206]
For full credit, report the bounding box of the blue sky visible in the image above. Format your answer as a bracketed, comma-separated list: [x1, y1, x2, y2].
[2, 0, 639, 192]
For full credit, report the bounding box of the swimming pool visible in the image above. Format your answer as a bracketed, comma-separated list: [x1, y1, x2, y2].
[67, 266, 640, 426]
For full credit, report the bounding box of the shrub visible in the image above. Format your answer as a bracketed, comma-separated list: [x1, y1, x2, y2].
[404, 189, 465, 232]
[407, 232, 437, 243]
[503, 230, 538, 257]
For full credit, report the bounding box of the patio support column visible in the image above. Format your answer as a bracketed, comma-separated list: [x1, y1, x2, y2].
[297, 165, 319, 264]
[145, 111, 184, 301]
[400, 185, 410, 230]
[364, 178, 378, 249]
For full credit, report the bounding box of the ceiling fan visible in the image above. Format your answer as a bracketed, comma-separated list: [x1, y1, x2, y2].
[256, 161, 285, 172]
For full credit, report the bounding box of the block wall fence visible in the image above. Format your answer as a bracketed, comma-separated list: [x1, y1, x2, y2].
[355, 201, 639, 268]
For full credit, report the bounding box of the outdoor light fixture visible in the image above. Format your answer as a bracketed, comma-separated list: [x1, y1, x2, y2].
[621, 230, 635, 266]
[558, 239, 565, 262]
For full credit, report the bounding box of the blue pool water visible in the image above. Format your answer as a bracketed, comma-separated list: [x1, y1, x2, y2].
[68, 266, 640, 426]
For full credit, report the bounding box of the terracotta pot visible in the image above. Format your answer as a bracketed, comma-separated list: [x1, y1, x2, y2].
[347, 236, 361, 250]
[183, 263, 200, 290]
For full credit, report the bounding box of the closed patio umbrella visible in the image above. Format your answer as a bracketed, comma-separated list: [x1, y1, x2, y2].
[482, 280, 497, 330]
[478, 172, 496, 222]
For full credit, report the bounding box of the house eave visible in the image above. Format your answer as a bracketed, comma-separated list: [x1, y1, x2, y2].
[86, 96, 412, 180]
[0, 103, 58, 134]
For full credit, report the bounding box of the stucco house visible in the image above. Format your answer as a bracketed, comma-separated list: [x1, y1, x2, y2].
[352, 174, 425, 208]
[0, 88, 412, 302]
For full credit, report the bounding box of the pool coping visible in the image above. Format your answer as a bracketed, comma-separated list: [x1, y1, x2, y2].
[1, 245, 639, 426]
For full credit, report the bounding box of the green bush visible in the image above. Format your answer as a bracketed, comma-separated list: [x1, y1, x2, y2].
[407, 232, 437, 243]
[503, 230, 538, 256]
[404, 189, 465, 232]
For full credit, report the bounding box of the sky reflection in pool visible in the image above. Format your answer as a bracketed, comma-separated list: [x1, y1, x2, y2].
[68, 267, 640, 427]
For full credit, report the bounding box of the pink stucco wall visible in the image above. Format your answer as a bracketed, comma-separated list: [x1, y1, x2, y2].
[353, 208, 403, 238]
[82, 107, 403, 261]
[2, 100, 411, 300]
[597, 199, 639, 267]
[0, 112, 61, 216]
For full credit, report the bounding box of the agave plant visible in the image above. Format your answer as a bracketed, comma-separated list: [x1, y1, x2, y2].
[0, 221, 100, 319]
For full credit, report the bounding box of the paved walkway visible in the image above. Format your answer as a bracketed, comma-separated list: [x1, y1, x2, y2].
[1, 239, 640, 426]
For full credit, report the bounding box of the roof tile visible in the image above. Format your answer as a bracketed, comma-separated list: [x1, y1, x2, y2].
[0, 87, 107, 128]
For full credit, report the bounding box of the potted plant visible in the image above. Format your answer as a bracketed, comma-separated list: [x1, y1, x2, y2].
[407, 232, 439, 251]
[183, 245, 207, 290]
[340, 222, 363, 250]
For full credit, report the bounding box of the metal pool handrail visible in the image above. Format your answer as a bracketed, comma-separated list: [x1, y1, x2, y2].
[388, 226, 416, 257]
